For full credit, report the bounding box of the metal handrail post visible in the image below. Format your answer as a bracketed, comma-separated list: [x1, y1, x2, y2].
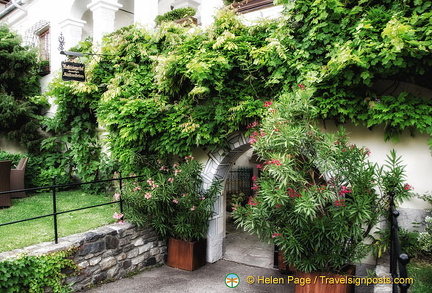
[119, 171, 123, 214]
[52, 177, 59, 244]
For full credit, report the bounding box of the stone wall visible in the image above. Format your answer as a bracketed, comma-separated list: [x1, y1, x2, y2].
[0, 222, 166, 292]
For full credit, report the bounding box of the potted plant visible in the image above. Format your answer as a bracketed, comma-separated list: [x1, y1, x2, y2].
[232, 88, 412, 292]
[121, 156, 221, 271]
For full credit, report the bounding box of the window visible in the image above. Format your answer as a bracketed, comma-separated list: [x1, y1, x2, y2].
[38, 28, 50, 61]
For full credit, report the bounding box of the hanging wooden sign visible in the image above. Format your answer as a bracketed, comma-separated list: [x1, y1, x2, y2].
[61, 61, 85, 82]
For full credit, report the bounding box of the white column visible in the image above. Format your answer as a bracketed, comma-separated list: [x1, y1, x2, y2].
[59, 18, 87, 50]
[199, 0, 223, 27]
[134, 0, 158, 29]
[207, 192, 226, 263]
[87, 0, 122, 45]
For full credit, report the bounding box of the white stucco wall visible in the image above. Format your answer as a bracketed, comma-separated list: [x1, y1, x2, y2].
[322, 123, 432, 208]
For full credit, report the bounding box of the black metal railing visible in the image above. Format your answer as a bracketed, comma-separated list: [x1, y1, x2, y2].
[0, 173, 140, 244]
[389, 191, 411, 293]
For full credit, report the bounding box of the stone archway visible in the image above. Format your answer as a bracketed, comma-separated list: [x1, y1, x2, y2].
[201, 131, 251, 263]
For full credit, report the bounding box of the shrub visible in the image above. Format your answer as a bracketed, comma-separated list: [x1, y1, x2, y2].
[232, 89, 413, 273]
[121, 156, 221, 241]
[155, 7, 196, 25]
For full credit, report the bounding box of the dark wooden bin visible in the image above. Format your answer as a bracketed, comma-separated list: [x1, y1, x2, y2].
[0, 160, 12, 207]
[10, 157, 28, 198]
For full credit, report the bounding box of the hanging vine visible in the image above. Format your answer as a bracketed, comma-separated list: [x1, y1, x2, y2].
[45, 1, 432, 179]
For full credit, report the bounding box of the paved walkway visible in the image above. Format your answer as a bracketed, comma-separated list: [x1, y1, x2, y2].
[85, 218, 376, 293]
[85, 260, 295, 293]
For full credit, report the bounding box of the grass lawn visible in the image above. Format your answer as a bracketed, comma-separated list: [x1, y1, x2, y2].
[408, 257, 432, 293]
[0, 189, 118, 253]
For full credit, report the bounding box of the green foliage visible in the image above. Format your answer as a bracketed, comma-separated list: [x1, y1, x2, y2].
[232, 89, 413, 273]
[408, 259, 432, 293]
[0, 25, 40, 97]
[223, 0, 243, 5]
[155, 7, 197, 25]
[417, 194, 432, 255]
[0, 25, 47, 153]
[121, 157, 221, 241]
[0, 249, 78, 293]
[271, 0, 432, 144]
[43, 43, 115, 191]
[95, 17, 271, 170]
[44, 2, 432, 185]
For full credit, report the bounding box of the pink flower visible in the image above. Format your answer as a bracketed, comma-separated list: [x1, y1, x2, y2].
[168, 177, 174, 183]
[404, 184, 413, 191]
[185, 155, 194, 162]
[173, 199, 179, 204]
[145, 192, 152, 199]
[113, 212, 124, 220]
[287, 188, 301, 198]
[269, 159, 282, 166]
[276, 204, 281, 209]
[249, 137, 257, 145]
[133, 186, 142, 192]
[246, 121, 259, 129]
[298, 84, 306, 90]
[334, 199, 346, 207]
[174, 169, 182, 176]
[256, 164, 263, 169]
[272, 233, 282, 238]
[251, 183, 259, 190]
[251, 175, 257, 182]
[339, 185, 352, 196]
[247, 196, 258, 206]
[201, 196, 206, 200]
[113, 193, 120, 201]
[264, 101, 273, 108]
[190, 206, 196, 211]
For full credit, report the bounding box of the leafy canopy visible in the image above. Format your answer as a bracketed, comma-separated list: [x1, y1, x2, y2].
[44, 1, 432, 180]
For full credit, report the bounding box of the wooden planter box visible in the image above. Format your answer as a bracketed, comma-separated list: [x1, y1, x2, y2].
[295, 265, 356, 293]
[277, 250, 295, 274]
[0, 161, 12, 208]
[166, 238, 206, 271]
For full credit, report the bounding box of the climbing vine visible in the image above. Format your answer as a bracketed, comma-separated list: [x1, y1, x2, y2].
[272, 0, 432, 144]
[45, 1, 432, 179]
[0, 249, 78, 293]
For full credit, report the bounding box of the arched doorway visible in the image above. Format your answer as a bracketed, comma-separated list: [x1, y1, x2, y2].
[201, 131, 273, 267]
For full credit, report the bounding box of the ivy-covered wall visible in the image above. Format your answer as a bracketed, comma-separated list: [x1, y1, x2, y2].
[31, 1, 432, 187]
